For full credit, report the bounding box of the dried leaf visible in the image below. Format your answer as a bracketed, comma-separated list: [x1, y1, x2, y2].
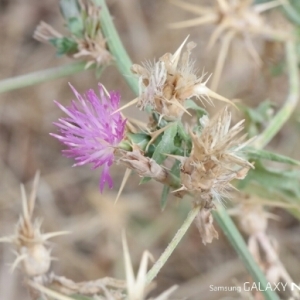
[195, 207, 219, 245]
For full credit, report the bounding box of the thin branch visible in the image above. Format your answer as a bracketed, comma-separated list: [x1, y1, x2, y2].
[253, 41, 299, 148]
[96, 0, 139, 95]
[146, 205, 200, 284]
[210, 30, 235, 91]
[0, 62, 96, 94]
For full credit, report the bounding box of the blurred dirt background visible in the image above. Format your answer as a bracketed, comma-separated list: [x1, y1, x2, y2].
[1, 0, 300, 299]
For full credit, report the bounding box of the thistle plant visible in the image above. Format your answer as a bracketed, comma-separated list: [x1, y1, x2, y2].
[50, 35, 257, 246]
[1, 0, 300, 300]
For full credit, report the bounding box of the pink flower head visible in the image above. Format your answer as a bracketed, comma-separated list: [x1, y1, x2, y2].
[51, 83, 126, 192]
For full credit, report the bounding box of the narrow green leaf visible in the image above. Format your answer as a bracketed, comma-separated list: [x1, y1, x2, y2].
[160, 186, 170, 211]
[126, 133, 150, 150]
[177, 122, 191, 143]
[254, 0, 300, 26]
[140, 123, 177, 184]
[184, 99, 208, 119]
[59, 0, 81, 20]
[252, 42, 299, 148]
[140, 177, 151, 184]
[67, 17, 84, 37]
[239, 180, 300, 220]
[160, 160, 181, 210]
[282, 0, 300, 26]
[151, 123, 178, 164]
[239, 161, 300, 199]
[239, 101, 275, 138]
[50, 37, 78, 56]
[238, 159, 300, 220]
[246, 147, 300, 166]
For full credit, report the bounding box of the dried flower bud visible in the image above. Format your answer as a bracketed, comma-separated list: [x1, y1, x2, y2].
[132, 38, 233, 120]
[180, 107, 253, 202]
[119, 148, 168, 182]
[196, 206, 219, 245]
[20, 244, 52, 277]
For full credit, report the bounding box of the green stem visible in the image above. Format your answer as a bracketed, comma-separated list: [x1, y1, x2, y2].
[0, 61, 94, 94]
[253, 41, 299, 148]
[213, 206, 280, 300]
[146, 205, 200, 284]
[96, 0, 139, 95]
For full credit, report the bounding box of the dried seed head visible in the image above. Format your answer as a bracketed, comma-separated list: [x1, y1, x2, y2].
[74, 33, 111, 69]
[72, 0, 112, 68]
[0, 174, 68, 277]
[33, 0, 112, 68]
[132, 38, 233, 120]
[180, 107, 253, 202]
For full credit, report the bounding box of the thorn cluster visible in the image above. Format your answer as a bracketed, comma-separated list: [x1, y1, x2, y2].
[131, 38, 233, 120]
[0, 173, 68, 277]
[169, 0, 292, 89]
[180, 108, 254, 203]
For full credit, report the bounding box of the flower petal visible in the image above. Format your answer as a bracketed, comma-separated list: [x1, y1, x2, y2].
[52, 83, 126, 192]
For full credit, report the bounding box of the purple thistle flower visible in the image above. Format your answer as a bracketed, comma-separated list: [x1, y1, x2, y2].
[51, 83, 126, 192]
